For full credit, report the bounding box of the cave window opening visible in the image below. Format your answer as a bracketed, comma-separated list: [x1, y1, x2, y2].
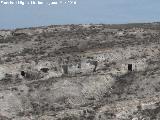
[128, 64, 132, 71]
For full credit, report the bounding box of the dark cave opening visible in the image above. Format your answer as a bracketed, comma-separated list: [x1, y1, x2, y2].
[128, 64, 132, 71]
[40, 68, 49, 73]
[21, 71, 25, 77]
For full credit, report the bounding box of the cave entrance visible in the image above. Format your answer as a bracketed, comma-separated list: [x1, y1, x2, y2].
[128, 64, 132, 71]
[62, 65, 68, 74]
[21, 71, 25, 77]
[40, 68, 49, 73]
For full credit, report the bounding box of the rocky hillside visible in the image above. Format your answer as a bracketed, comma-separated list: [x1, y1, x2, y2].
[0, 23, 160, 120]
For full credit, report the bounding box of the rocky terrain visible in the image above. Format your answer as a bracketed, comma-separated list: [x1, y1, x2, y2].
[0, 23, 160, 120]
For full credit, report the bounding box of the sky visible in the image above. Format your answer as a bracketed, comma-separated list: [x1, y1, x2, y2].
[0, 0, 160, 29]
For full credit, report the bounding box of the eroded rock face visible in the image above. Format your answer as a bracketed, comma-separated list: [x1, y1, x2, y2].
[0, 23, 160, 119]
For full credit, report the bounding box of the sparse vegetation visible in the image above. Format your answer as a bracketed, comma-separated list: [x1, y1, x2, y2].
[0, 24, 160, 119]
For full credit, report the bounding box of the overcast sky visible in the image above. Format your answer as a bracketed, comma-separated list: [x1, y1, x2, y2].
[0, 0, 160, 29]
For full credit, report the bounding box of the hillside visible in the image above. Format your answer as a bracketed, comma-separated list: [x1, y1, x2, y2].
[0, 23, 160, 120]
